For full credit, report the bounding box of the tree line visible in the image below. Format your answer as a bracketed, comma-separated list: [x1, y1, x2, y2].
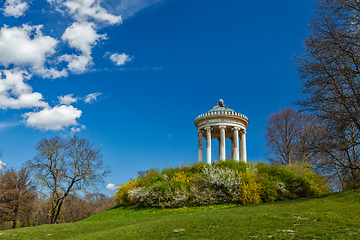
[265, 0, 360, 191]
[0, 136, 113, 230]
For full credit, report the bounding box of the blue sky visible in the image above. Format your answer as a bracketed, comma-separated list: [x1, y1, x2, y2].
[0, 0, 317, 195]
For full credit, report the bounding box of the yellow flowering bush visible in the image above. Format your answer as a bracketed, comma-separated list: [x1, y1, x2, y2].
[240, 169, 261, 205]
[115, 176, 141, 205]
[171, 171, 192, 184]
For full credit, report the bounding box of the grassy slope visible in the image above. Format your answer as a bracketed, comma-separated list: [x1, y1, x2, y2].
[1, 189, 359, 240]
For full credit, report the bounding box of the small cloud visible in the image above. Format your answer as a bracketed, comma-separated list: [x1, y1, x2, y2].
[58, 94, 78, 105]
[106, 183, 118, 190]
[3, 0, 29, 18]
[63, 0, 122, 24]
[84, 92, 102, 104]
[61, 21, 106, 56]
[0, 122, 21, 129]
[58, 54, 93, 73]
[109, 53, 132, 66]
[0, 69, 49, 110]
[22, 105, 82, 131]
[168, 133, 172, 137]
[0, 160, 6, 170]
[70, 125, 86, 134]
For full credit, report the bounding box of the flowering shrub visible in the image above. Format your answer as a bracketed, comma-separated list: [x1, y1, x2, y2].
[115, 176, 140, 205]
[115, 160, 328, 208]
[171, 171, 192, 184]
[202, 165, 242, 195]
[240, 169, 261, 205]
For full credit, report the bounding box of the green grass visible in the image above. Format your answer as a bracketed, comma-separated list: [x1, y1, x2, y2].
[1, 189, 360, 239]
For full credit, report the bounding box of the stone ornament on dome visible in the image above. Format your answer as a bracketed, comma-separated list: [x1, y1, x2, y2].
[213, 99, 227, 108]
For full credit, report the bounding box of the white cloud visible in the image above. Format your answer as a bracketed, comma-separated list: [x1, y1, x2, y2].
[110, 0, 162, 20]
[109, 53, 132, 66]
[84, 92, 101, 103]
[64, 0, 122, 24]
[70, 125, 86, 134]
[0, 122, 21, 129]
[58, 94, 78, 105]
[106, 183, 118, 190]
[23, 105, 82, 131]
[0, 160, 6, 170]
[0, 69, 49, 109]
[3, 0, 29, 18]
[58, 54, 92, 73]
[62, 21, 105, 56]
[0, 24, 58, 68]
[31, 67, 68, 79]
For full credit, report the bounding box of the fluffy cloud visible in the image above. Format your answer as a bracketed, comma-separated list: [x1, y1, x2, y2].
[3, 0, 29, 18]
[109, 53, 132, 66]
[0, 69, 49, 109]
[0, 160, 6, 170]
[58, 54, 92, 73]
[62, 22, 105, 56]
[64, 0, 122, 24]
[84, 92, 101, 103]
[58, 94, 78, 105]
[106, 183, 118, 190]
[23, 105, 82, 131]
[0, 24, 58, 68]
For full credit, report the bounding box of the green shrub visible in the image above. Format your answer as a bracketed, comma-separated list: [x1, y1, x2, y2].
[259, 176, 278, 202]
[138, 168, 159, 186]
[116, 160, 328, 208]
[189, 176, 218, 205]
[286, 162, 328, 198]
[212, 160, 248, 173]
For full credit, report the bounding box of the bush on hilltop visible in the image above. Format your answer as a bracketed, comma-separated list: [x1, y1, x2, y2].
[115, 160, 328, 208]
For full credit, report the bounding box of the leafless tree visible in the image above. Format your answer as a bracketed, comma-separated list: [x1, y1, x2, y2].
[265, 107, 321, 166]
[0, 168, 36, 229]
[25, 136, 110, 224]
[295, 0, 360, 188]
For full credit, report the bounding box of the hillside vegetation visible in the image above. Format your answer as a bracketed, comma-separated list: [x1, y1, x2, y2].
[0, 189, 359, 239]
[115, 161, 328, 207]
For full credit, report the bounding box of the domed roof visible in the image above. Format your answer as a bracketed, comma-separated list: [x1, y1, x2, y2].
[206, 99, 235, 113]
[195, 99, 248, 121]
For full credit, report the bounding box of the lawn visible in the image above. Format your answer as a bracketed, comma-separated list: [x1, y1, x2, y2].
[0, 189, 359, 239]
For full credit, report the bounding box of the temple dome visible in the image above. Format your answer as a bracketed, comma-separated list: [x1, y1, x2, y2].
[195, 99, 248, 121]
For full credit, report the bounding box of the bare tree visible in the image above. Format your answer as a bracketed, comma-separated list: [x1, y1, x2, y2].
[0, 168, 36, 229]
[25, 136, 110, 224]
[295, 0, 360, 188]
[265, 107, 321, 166]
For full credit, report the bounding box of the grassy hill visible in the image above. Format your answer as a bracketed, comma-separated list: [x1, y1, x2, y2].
[0, 189, 359, 239]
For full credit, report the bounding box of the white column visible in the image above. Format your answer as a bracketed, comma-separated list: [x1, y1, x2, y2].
[197, 130, 203, 163]
[205, 127, 212, 164]
[240, 130, 247, 162]
[231, 134, 235, 159]
[219, 125, 226, 161]
[232, 127, 240, 161]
